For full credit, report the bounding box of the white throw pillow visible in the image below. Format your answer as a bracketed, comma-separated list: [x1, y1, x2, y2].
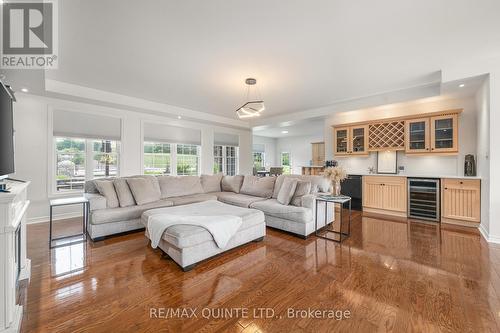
[201, 174, 223, 193]
[94, 179, 119, 208]
[157, 175, 204, 199]
[277, 178, 299, 205]
[291, 181, 312, 207]
[126, 177, 161, 205]
[240, 176, 276, 198]
[221, 175, 244, 193]
[113, 178, 136, 207]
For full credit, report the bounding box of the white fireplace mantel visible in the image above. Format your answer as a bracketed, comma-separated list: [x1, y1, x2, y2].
[0, 180, 31, 333]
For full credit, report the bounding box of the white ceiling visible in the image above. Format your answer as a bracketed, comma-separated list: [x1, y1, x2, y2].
[44, 0, 500, 120]
[253, 118, 325, 138]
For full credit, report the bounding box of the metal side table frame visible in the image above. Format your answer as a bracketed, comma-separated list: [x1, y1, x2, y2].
[49, 197, 89, 248]
[315, 196, 352, 242]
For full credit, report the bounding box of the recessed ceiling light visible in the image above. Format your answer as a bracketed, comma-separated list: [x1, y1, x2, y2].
[281, 130, 288, 134]
[177, 115, 182, 119]
[21, 88, 28, 93]
[459, 83, 465, 88]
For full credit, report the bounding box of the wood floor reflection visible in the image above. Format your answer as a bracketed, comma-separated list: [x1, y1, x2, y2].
[20, 212, 500, 332]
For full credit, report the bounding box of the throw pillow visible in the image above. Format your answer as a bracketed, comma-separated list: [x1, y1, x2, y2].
[201, 174, 223, 193]
[221, 175, 244, 193]
[291, 181, 312, 206]
[113, 178, 136, 207]
[157, 175, 204, 199]
[240, 175, 276, 198]
[94, 180, 119, 208]
[277, 178, 298, 205]
[126, 177, 161, 205]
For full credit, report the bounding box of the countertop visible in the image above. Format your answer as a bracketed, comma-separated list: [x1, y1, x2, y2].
[301, 165, 325, 168]
[348, 173, 481, 180]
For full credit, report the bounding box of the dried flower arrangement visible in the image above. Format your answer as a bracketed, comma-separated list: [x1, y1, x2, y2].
[323, 166, 347, 196]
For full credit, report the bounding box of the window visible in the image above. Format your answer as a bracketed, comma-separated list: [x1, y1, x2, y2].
[214, 145, 239, 175]
[56, 138, 86, 191]
[176, 144, 200, 176]
[92, 140, 120, 179]
[144, 142, 171, 175]
[55, 137, 120, 192]
[253, 152, 265, 170]
[225, 146, 238, 176]
[281, 152, 291, 174]
[213, 145, 223, 174]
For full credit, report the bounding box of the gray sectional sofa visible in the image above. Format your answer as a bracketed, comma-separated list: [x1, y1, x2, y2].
[84, 174, 333, 241]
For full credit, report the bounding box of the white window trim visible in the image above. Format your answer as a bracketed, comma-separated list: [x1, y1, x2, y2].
[50, 137, 122, 196]
[143, 141, 201, 176]
[215, 145, 239, 175]
[253, 151, 265, 168]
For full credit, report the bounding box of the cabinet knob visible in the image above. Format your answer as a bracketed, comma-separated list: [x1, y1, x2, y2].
[444, 187, 448, 190]
[426, 148, 429, 151]
[460, 181, 463, 184]
[431, 148, 434, 150]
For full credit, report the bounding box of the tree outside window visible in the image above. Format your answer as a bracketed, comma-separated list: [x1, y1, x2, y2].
[281, 152, 291, 174]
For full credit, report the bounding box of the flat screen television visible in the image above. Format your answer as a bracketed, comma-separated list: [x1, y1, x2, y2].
[0, 82, 15, 180]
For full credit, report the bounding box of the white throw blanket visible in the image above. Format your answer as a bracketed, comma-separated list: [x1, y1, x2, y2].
[147, 214, 243, 249]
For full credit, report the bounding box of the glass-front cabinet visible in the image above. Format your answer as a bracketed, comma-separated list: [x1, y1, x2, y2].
[334, 125, 368, 156]
[334, 127, 349, 155]
[405, 114, 458, 154]
[350, 125, 368, 155]
[431, 115, 458, 152]
[405, 118, 430, 153]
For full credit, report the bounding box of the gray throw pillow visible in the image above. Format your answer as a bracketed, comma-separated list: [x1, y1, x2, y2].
[291, 181, 312, 206]
[113, 178, 136, 207]
[126, 177, 161, 205]
[221, 175, 244, 193]
[277, 178, 298, 205]
[201, 174, 223, 193]
[157, 175, 204, 199]
[240, 175, 276, 198]
[94, 180, 119, 208]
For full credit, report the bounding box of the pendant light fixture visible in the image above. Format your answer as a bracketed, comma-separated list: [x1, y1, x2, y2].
[236, 78, 265, 118]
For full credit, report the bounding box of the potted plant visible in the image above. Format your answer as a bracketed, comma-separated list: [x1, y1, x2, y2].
[323, 166, 347, 196]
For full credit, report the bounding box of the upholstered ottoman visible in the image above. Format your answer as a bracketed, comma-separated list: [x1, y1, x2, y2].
[141, 200, 265, 271]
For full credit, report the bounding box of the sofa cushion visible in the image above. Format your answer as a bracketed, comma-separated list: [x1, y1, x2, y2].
[250, 199, 313, 223]
[277, 178, 298, 205]
[201, 174, 223, 193]
[91, 200, 174, 225]
[142, 200, 264, 248]
[221, 175, 244, 193]
[157, 175, 204, 199]
[169, 193, 218, 206]
[127, 177, 161, 205]
[291, 181, 312, 207]
[217, 192, 267, 208]
[272, 175, 330, 198]
[94, 180, 119, 208]
[240, 176, 276, 198]
[113, 178, 136, 207]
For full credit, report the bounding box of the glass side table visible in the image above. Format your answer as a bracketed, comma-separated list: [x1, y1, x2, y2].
[49, 197, 89, 248]
[315, 195, 352, 242]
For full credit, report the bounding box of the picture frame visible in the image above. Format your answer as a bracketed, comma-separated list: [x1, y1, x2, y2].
[376, 151, 397, 174]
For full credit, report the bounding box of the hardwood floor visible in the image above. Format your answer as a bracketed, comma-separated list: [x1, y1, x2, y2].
[20, 212, 500, 332]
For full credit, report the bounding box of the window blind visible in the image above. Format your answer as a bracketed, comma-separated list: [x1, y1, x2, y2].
[214, 132, 239, 147]
[144, 123, 201, 145]
[53, 110, 121, 140]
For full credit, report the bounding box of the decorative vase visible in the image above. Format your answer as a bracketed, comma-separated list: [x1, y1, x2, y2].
[333, 181, 341, 196]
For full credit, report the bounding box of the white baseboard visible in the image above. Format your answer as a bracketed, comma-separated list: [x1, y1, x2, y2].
[478, 224, 500, 244]
[27, 212, 82, 224]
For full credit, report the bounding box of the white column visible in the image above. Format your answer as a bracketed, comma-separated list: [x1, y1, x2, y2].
[238, 131, 253, 175]
[201, 128, 214, 175]
[120, 115, 143, 176]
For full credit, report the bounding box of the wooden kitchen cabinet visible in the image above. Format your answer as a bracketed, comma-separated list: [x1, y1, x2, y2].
[311, 142, 325, 166]
[405, 118, 430, 153]
[334, 125, 369, 156]
[431, 114, 458, 153]
[362, 176, 407, 217]
[441, 178, 481, 226]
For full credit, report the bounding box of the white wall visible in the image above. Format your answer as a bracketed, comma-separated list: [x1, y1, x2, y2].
[252, 136, 277, 168]
[275, 134, 324, 174]
[475, 79, 490, 237]
[12, 94, 252, 223]
[325, 96, 478, 177]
